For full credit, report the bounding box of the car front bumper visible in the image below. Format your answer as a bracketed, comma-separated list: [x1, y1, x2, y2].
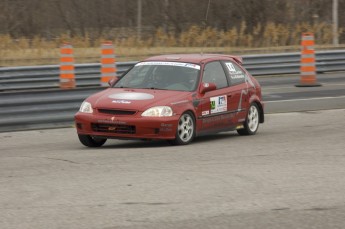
[75, 112, 178, 140]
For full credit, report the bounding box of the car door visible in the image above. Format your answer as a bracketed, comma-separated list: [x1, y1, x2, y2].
[222, 60, 252, 124]
[199, 61, 234, 132]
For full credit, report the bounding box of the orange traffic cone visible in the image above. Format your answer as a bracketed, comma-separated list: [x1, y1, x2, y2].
[296, 33, 321, 87]
[100, 41, 117, 86]
[59, 43, 76, 89]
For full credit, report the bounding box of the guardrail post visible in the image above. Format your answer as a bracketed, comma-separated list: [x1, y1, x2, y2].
[296, 33, 321, 87]
[100, 41, 117, 86]
[59, 43, 76, 89]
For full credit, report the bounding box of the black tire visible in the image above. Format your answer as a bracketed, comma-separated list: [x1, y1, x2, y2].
[237, 103, 260, 136]
[78, 134, 107, 147]
[168, 112, 196, 145]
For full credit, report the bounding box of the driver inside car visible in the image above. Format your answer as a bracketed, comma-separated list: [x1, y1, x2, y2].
[151, 66, 171, 88]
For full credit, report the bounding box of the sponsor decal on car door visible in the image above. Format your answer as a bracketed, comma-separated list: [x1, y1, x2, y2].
[210, 95, 227, 114]
[199, 61, 234, 131]
[200, 88, 234, 131]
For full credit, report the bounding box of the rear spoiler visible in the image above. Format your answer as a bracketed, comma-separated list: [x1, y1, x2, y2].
[231, 56, 243, 65]
[217, 54, 243, 65]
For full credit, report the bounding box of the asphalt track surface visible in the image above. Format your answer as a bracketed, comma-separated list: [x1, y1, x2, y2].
[1, 72, 345, 229]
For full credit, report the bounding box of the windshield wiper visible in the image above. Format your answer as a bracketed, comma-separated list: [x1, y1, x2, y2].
[143, 87, 169, 90]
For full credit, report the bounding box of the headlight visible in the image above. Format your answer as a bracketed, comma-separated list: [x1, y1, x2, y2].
[142, 106, 173, 117]
[79, 101, 93, 113]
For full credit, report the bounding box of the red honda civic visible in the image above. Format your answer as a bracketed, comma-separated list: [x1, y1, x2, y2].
[75, 54, 264, 147]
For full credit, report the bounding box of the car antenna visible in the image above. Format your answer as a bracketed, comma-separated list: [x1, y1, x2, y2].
[201, 0, 212, 55]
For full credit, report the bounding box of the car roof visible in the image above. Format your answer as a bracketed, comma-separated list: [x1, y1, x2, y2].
[144, 54, 243, 65]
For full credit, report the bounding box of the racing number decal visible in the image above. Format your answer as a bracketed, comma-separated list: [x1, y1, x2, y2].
[210, 95, 227, 114]
[225, 62, 236, 72]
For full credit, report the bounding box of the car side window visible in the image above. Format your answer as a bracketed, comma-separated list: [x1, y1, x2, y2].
[202, 61, 228, 89]
[223, 61, 246, 85]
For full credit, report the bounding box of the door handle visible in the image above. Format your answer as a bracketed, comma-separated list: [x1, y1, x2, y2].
[227, 94, 232, 98]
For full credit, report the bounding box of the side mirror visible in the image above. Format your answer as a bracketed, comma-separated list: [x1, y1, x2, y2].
[199, 82, 217, 94]
[108, 77, 119, 87]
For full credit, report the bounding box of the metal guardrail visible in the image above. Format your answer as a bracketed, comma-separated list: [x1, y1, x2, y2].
[0, 87, 101, 132]
[1, 50, 345, 132]
[243, 49, 345, 75]
[1, 50, 345, 92]
[0, 62, 138, 91]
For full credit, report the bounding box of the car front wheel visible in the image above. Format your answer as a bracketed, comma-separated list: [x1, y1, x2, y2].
[78, 134, 107, 147]
[237, 103, 260, 136]
[169, 112, 195, 145]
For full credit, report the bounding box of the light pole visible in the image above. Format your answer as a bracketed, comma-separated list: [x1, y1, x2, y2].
[332, 0, 339, 46]
[137, 0, 142, 41]
[164, 0, 169, 33]
[312, 13, 319, 41]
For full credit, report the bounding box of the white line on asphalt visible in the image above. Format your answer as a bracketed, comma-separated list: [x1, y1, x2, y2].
[265, 95, 345, 103]
[264, 83, 345, 90]
[264, 86, 292, 90]
[322, 83, 345, 86]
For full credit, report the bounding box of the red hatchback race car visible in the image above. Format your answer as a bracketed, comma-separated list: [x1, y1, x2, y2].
[75, 54, 264, 147]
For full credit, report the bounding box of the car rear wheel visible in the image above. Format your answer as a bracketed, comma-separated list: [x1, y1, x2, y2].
[237, 103, 260, 136]
[78, 134, 107, 147]
[169, 112, 195, 145]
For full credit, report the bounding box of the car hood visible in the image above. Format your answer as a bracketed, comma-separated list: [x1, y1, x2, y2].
[87, 88, 192, 111]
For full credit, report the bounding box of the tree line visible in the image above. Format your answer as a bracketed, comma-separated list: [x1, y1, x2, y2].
[0, 0, 344, 45]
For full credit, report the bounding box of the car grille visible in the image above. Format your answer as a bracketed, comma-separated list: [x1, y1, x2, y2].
[98, 109, 137, 115]
[91, 123, 136, 134]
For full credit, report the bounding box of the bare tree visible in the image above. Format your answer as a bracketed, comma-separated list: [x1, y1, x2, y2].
[0, 0, 343, 43]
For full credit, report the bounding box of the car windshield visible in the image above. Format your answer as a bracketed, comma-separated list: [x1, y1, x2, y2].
[114, 61, 200, 91]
